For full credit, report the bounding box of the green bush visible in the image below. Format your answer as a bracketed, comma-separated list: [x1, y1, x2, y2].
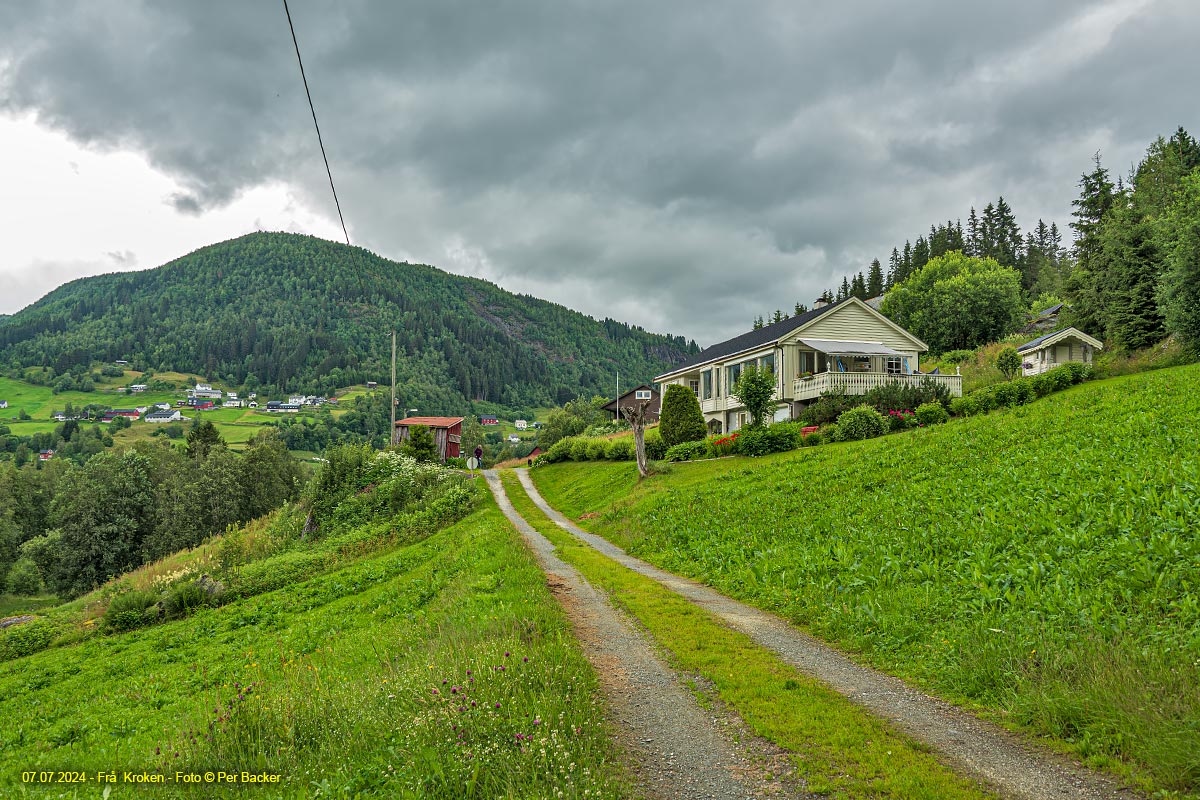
[800, 431, 823, 446]
[544, 437, 576, 464]
[5, 558, 42, 595]
[950, 395, 980, 417]
[103, 590, 159, 633]
[164, 580, 209, 620]
[941, 349, 975, 364]
[644, 428, 667, 461]
[915, 402, 949, 426]
[605, 437, 634, 461]
[569, 437, 592, 462]
[659, 385, 707, 447]
[0, 618, 58, 661]
[586, 439, 608, 460]
[864, 379, 951, 415]
[1031, 373, 1055, 397]
[664, 440, 709, 462]
[835, 405, 888, 441]
[733, 425, 799, 457]
[1061, 362, 1092, 383]
[798, 387, 857, 426]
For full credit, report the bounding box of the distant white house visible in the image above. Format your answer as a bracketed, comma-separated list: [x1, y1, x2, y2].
[248, 401, 259, 408]
[189, 382, 223, 399]
[227, 391, 239, 401]
[114, 360, 129, 366]
[514, 419, 528, 430]
[129, 384, 147, 393]
[154, 402, 172, 411]
[223, 399, 245, 408]
[0, 400, 7, 409]
[145, 409, 183, 423]
[507, 434, 521, 443]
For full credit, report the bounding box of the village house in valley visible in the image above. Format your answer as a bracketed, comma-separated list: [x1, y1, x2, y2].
[655, 296, 962, 434]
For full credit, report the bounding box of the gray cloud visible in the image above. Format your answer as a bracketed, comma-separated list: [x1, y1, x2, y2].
[1, 0, 1197, 344]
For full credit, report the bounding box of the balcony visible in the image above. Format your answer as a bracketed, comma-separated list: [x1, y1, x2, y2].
[793, 371, 962, 402]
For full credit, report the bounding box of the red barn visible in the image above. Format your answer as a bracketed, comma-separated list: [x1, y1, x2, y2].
[393, 416, 464, 461]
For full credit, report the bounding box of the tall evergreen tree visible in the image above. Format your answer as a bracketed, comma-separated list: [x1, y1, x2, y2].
[887, 247, 901, 289]
[966, 207, 980, 256]
[837, 277, 851, 301]
[866, 259, 884, 297]
[912, 236, 931, 272]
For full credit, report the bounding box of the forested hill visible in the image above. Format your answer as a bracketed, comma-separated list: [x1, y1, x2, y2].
[0, 233, 698, 410]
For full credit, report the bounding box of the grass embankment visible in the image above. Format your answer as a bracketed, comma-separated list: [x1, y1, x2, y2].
[531, 365, 1200, 796]
[0, 492, 626, 799]
[498, 472, 995, 799]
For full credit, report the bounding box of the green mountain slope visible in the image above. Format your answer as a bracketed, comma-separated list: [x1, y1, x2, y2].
[0, 232, 697, 410]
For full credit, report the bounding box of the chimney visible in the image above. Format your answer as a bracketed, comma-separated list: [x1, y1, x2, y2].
[813, 297, 829, 309]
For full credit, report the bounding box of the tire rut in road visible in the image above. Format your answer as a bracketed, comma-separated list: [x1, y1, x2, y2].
[514, 469, 1143, 800]
[484, 470, 803, 800]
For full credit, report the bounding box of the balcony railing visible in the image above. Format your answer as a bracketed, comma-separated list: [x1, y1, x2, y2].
[793, 371, 962, 402]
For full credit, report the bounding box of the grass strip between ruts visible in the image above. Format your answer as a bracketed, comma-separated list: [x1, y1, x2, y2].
[498, 470, 996, 800]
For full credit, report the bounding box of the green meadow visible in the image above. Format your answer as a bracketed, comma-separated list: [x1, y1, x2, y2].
[0, 490, 626, 799]
[531, 364, 1200, 795]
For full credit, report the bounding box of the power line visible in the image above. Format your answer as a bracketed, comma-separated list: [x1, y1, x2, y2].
[282, 0, 351, 247]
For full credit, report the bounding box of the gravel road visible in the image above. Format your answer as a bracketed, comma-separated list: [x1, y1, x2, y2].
[515, 469, 1144, 800]
[484, 470, 808, 799]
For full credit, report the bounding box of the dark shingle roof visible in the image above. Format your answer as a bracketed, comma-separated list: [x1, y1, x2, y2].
[657, 299, 847, 377]
[1017, 331, 1058, 352]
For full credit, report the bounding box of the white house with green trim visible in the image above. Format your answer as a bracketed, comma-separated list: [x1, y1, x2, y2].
[655, 297, 962, 433]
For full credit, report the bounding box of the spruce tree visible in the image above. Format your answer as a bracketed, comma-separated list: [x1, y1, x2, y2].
[866, 259, 884, 297]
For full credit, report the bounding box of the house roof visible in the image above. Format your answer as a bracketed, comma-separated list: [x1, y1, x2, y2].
[1017, 326, 1103, 353]
[658, 300, 847, 377]
[601, 385, 658, 412]
[1037, 303, 1065, 317]
[395, 416, 466, 428]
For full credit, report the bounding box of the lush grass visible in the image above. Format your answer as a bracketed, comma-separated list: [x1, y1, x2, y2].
[531, 365, 1200, 796]
[499, 471, 995, 799]
[0, 495, 627, 799]
[0, 594, 59, 617]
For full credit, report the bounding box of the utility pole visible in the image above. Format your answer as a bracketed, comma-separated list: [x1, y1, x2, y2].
[616, 369, 619, 422]
[390, 331, 396, 445]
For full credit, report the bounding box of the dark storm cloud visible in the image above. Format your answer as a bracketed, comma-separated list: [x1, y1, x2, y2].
[2, 0, 1196, 343]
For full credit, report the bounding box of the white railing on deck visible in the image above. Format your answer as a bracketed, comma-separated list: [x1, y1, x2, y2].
[793, 371, 962, 401]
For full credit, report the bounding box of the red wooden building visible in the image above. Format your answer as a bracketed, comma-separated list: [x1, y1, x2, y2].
[393, 416, 465, 461]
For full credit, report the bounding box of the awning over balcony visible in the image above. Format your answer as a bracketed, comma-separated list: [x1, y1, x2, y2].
[796, 338, 903, 356]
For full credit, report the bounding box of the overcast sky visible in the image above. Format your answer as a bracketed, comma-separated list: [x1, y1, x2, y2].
[2, 1, 1196, 345]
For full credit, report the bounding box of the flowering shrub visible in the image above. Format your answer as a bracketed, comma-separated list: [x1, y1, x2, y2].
[706, 432, 740, 457]
[886, 409, 917, 432]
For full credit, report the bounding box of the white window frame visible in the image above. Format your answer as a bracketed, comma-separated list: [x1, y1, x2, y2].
[634, 389, 652, 400]
[886, 357, 902, 375]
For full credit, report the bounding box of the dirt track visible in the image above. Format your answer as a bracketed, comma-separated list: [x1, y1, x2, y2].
[484, 470, 809, 800]
[515, 468, 1142, 800]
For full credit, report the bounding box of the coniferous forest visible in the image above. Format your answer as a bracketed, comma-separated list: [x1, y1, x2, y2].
[0, 233, 698, 411]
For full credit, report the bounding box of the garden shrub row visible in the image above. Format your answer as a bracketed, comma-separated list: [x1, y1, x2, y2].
[535, 363, 1094, 470]
[950, 362, 1091, 416]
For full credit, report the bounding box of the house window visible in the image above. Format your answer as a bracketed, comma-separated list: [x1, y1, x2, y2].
[702, 370, 712, 400]
[727, 362, 742, 393]
[758, 352, 775, 375]
[634, 389, 652, 400]
[886, 357, 901, 375]
[798, 351, 814, 375]
[689, 379, 700, 397]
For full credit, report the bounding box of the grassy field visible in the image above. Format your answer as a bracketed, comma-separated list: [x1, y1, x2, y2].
[0, 492, 628, 799]
[530, 365, 1200, 796]
[499, 472, 996, 799]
